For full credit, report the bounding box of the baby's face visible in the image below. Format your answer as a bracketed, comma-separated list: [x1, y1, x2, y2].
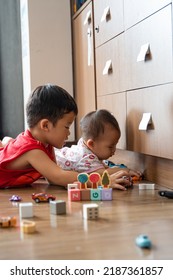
[91, 127, 120, 160]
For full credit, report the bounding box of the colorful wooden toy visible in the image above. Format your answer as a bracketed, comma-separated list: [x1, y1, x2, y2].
[77, 173, 88, 189]
[102, 170, 110, 188]
[68, 171, 113, 201]
[89, 173, 101, 189]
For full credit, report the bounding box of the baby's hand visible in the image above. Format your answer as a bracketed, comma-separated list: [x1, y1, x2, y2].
[129, 169, 142, 177]
[110, 170, 132, 191]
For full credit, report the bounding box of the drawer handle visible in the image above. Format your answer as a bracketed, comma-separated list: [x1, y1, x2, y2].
[139, 113, 152, 130]
[101, 6, 110, 22]
[137, 43, 150, 62]
[84, 10, 91, 25]
[102, 60, 112, 75]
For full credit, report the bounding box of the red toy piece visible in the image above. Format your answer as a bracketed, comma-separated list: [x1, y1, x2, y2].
[32, 193, 56, 203]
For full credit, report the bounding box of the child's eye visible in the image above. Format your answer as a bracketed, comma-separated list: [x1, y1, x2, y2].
[65, 126, 70, 129]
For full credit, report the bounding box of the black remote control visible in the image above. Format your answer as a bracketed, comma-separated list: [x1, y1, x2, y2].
[158, 190, 173, 199]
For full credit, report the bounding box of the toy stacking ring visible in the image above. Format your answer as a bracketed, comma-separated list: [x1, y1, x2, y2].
[21, 220, 36, 233]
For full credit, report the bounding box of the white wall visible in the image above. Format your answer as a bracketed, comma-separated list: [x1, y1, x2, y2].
[20, 0, 75, 140]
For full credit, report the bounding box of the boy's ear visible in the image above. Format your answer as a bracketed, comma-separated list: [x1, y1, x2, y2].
[86, 139, 95, 149]
[40, 119, 50, 131]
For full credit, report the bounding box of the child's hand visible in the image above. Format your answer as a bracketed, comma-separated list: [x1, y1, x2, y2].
[110, 170, 132, 191]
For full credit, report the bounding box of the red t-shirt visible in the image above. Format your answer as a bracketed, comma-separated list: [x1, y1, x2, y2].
[0, 130, 54, 188]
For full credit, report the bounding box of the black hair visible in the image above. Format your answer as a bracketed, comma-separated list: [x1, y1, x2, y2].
[26, 84, 78, 127]
[80, 109, 121, 140]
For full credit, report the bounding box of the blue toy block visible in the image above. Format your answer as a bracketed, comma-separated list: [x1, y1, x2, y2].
[90, 189, 101, 201]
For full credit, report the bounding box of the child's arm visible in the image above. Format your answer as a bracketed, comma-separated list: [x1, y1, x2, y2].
[29, 150, 78, 186]
[7, 149, 78, 187]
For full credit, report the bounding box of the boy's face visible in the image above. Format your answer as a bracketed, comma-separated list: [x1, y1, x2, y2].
[49, 111, 76, 148]
[89, 125, 120, 160]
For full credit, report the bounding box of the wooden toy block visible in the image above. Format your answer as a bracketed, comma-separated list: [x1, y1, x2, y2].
[101, 188, 113, 200]
[50, 200, 66, 215]
[139, 183, 155, 190]
[101, 170, 110, 188]
[19, 202, 33, 218]
[89, 173, 101, 189]
[77, 173, 88, 189]
[81, 189, 91, 201]
[83, 203, 99, 220]
[21, 220, 36, 233]
[68, 189, 81, 201]
[67, 183, 79, 189]
[90, 189, 101, 201]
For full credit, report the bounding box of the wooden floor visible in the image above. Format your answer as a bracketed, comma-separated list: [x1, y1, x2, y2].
[0, 179, 173, 260]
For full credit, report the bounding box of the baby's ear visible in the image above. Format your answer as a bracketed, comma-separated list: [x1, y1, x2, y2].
[86, 138, 95, 149]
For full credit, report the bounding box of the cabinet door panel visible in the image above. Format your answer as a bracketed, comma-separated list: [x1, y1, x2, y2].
[96, 33, 126, 96]
[124, 0, 171, 29]
[127, 84, 173, 159]
[94, 0, 124, 48]
[97, 93, 127, 150]
[73, 2, 96, 139]
[125, 5, 173, 90]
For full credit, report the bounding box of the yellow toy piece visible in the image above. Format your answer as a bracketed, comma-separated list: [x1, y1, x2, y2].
[21, 220, 36, 233]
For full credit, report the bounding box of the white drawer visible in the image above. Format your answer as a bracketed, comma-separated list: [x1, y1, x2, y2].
[125, 5, 173, 90]
[127, 84, 173, 159]
[94, 0, 124, 48]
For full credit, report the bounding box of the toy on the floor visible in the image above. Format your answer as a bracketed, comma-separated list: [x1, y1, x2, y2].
[68, 170, 112, 201]
[9, 195, 22, 202]
[50, 200, 66, 215]
[83, 203, 99, 220]
[139, 183, 155, 190]
[135, 234, 152, 248]
[19, 202, 33, 218]
[32, 193, 56, 203]
[0, 216, 17, 228]
[21, 220, 36, 233]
